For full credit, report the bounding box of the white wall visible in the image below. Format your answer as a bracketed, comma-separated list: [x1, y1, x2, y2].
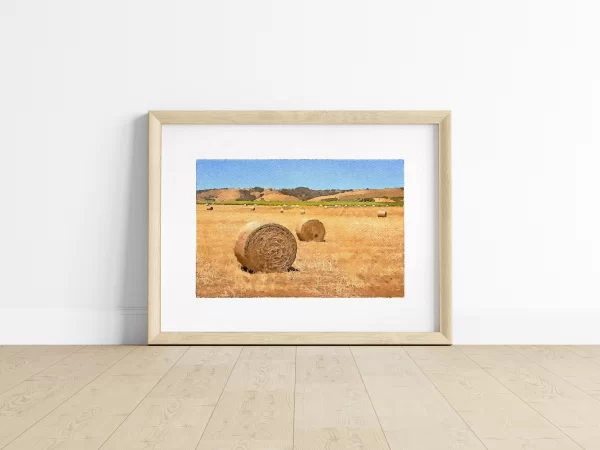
[1, 0, 598, 344]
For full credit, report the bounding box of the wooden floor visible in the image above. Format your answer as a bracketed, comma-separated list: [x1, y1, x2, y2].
[0, 346, 599, 449]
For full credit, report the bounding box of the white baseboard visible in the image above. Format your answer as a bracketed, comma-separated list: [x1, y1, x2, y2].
[1, 306, 598, 345]
[453, 307, 600, 344]
[0, 307, 148, 344]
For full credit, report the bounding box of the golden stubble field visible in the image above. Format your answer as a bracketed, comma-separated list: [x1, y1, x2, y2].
[196, 205, 404, 298]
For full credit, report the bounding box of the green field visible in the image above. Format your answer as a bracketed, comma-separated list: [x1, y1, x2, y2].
[197, 199, 404, 207]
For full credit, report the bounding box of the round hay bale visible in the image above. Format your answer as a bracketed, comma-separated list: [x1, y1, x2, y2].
[234, 222, 297, 273]
[251, 206, 256, 211]
[378, 210, 387, 217]
[243, 203, 247, 207]
[280, 208, 284, 213]
[324, 206, 328, 209]
[296, 218, 326, 242]
[300, 209, 306, 215]
[206, 206, 214, 211]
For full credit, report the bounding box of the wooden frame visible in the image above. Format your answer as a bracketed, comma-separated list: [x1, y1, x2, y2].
[148, 111, 452, 345]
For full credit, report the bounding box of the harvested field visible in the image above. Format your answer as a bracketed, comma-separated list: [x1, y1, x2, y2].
[196, 204, 404, 297]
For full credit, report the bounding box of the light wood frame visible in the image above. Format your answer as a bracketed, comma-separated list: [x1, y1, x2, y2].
[148, 111, 452, 345]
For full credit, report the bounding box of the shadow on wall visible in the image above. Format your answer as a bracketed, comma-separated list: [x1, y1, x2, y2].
[118, 114, 149, 343]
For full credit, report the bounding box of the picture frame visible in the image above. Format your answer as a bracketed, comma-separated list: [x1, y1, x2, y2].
[148, 111, 451, 345]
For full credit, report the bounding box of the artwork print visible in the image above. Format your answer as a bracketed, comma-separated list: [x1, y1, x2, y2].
[196, 159, 404, 298]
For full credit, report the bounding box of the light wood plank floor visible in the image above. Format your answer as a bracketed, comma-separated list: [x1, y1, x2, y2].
[0, 346, 598, 449]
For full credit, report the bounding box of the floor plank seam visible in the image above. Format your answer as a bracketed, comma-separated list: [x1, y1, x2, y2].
[403, 346, 491, 450]
[194, 346, 243, 450]
[510, 346, 600, 405]
[349, 346, 392, 450]
[96, 346, 190, 450]
[0, 346, 138, 450]
[454, 346, 586, 450]
[0, 345, 84, 397]
[0, 346, 30, 363]
[292, 346, 297, 450]
[564, 346, 600, 367]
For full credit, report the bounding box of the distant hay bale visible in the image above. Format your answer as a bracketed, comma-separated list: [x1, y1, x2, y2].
[324, 206, 328, 209]
[296, 218, 326, 242]
[300, 209, 306, 215]
[243, 203, 247, 206]
[280, 208, 284, 213]
[206, 206, 214, 210]
[378, 210, 387, 217]
[234, 222, 297, 273]
[251, 206, 256, 211]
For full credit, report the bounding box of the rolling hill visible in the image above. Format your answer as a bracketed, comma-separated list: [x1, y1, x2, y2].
[308, 188, 404, 202]
[196, 187, 404, 203]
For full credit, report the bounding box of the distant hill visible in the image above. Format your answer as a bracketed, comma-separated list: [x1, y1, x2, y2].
[309, 188, 404, 202]
[196, 187, 403, 203]
[195, 188, 242, 202]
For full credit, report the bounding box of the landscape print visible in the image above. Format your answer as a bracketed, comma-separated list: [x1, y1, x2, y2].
[196, 159, 404, 298]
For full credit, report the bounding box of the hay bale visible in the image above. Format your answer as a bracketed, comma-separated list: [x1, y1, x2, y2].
[300, 209, 306, 215]
[234, 222, 297, 273]
[378, 210, 387, 217]
[296, 218, 326, 242]
[280, 208, 284, 213]
[251, 206, 256, 211]
[206, 206, 214, 210]
[324, 206, 328, 209]
[243, 203, 247, 207]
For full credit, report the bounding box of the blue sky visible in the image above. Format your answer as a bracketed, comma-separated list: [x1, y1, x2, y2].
[196, 159, 404, 190]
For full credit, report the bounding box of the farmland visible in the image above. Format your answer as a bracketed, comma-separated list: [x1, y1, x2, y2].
[203, 199, 403, 207]
[196, 204, 404, 298]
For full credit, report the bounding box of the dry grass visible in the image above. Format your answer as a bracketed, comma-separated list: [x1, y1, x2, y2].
[196, 205, 404, 298]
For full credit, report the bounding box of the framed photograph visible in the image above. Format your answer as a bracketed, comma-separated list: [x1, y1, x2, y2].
[148, 111, 451, 345]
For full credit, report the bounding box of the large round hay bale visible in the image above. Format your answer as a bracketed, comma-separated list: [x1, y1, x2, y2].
[280, 208, 284, 213]
[378, 210, 387, 217]
[300, 209, 306, 215]
[251, 206, 256, 211]
[296, 218, 326, 242]
[206, 206, 214, 210]
[234, 222, 297, 273]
